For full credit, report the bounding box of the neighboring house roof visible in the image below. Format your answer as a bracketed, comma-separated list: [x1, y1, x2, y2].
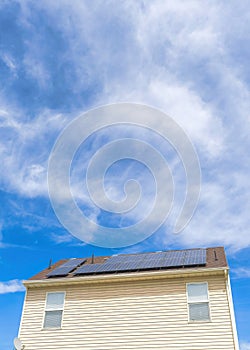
[29, 247, 227, 281]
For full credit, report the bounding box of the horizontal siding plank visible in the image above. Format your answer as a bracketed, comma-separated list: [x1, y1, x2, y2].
[20, 274, 235, 350]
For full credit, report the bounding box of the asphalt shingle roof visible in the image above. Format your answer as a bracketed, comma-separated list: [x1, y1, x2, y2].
[29, 247, 227, 281]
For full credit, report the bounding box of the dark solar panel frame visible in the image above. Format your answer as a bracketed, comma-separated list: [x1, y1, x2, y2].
[74, 264, 103, 275]
[47, 266, 76, 277]
[63, 258, 87, 267]
[47, 258, 87, 277]
[73, 249, 207, 276]
[185, 249, 206, 265]
[115, 261, 140, 271]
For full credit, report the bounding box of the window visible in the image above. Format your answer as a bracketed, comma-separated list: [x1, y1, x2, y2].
[187, 283, 210, 322]
[43, 292, 65, 329]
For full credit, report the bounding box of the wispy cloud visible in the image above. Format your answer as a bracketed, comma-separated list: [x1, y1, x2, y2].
[0, 222, 4, 248]
[0, 107, 70, 197]
[49, 232, 75, 244]
[0, 280, 25, 294]
[1, 53, 17, 73]
[232, 268, 250, 279]
[0, 1, 249, 250]
[241, 342, 250, 350]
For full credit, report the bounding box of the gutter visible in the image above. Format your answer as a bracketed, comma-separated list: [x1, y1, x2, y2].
[23, 266, 228, 288]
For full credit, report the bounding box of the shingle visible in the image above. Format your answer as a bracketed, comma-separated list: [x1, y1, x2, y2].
[28, 247, 228, 281]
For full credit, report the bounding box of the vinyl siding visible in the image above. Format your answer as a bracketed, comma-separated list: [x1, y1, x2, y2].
[19, 274, 236, 350]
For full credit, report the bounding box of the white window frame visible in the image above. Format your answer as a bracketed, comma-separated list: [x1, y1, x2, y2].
[186, 282, 211, 323]
[43, 291, 66, 329]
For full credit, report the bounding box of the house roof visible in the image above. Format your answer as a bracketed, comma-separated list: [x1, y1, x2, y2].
[29, 247, 228, 281]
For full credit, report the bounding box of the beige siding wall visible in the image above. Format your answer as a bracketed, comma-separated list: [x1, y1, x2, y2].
[19, 274, 236, 349]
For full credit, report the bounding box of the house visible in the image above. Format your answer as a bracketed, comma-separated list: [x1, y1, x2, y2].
[18, 247, 239, 350]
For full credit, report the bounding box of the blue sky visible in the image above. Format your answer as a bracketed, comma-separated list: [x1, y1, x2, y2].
[0, 1, 250, 349]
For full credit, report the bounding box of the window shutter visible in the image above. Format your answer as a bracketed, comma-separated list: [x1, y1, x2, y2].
[44, 310, 63, 328]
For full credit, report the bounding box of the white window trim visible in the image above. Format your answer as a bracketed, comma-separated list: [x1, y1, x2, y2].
[186, 282, 211, 323]
[42, 291, 66, 330]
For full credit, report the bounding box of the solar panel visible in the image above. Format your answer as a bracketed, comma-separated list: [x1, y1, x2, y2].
[47, 266, 76, 277]
[74, 264, 102, 275]
[184, 249, 206, 266]
[47, 258, 87, 277]
[73, 249, 207, 276]
[110, 261, 136, 272]
[107, 254, 145, 264]
[63, 258, 87, 267]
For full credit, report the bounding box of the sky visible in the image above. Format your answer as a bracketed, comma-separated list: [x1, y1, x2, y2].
[0, 0, 250, 349]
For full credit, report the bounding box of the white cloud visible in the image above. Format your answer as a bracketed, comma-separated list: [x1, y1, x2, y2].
[0, 280, 25, 294]
[174, 174, 250, 251]
[241, 342, 250, 350]
[0, 106, 70, 197]
[1, 0, 250, 249]
[49, 232, 75, 244]
[232, 268, 250, 279]
[0, 222, 3, 248]
[0, 53, 17, 73]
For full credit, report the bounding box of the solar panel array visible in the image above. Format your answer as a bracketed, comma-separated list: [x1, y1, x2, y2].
[47, 258, 87, 277]
[74, 249, 206, 276]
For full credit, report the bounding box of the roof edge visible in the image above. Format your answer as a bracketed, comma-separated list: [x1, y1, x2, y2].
[23, 266, 229, 288]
